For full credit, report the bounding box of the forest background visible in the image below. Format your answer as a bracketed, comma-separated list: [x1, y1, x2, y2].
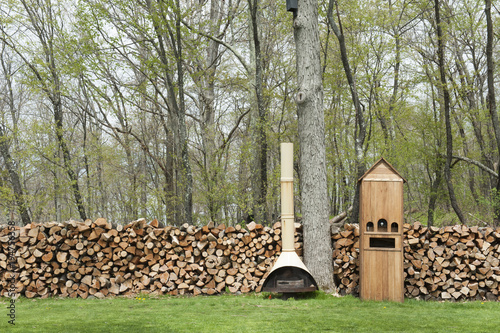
[0, 0, 499, 228]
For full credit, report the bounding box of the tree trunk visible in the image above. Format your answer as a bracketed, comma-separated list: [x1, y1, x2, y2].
[327, 0, 367, 225]
[248, 0, 268, 224]
[147, 0, 193, 225]
[294, 0, 335, 293]
[12, 0, 88, 221]
[0, 125, 31, 225]
[53, 97, 88, 221]
[485, 0, 500, 225]
[0, 50, 31, 225]
[453, 47, 486, 206]
[427, 159, 443, 227]
[199, 0, 223, 222]
[174, 0, 193, 225]
[434, 0, 465, 224]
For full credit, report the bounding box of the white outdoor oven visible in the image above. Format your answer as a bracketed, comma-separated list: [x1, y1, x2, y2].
[262, 143, 318, 296]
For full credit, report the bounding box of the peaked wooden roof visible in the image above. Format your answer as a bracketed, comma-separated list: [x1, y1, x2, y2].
[358, 157, 407, 183]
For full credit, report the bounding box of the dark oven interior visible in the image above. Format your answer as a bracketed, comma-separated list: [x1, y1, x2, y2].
[262, 266, 318, 293]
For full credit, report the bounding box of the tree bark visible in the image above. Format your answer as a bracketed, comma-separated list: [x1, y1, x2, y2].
[174, 0, 193, 225]
[294, 0, 335, 293]
[199, 0, 222, 222]
[485, 0, 500, 225]
[249, 0, 268, 224]
[434, 0, 465, 224]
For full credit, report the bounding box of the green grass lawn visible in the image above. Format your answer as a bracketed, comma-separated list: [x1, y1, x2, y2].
[1, 293, 499, 332]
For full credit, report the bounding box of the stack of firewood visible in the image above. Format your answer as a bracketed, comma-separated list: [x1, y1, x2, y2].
[404, 222, 500, 301]
[0, 219, 302, 299]
[3, 218, 499, 301]
[332, 224, 359, 296]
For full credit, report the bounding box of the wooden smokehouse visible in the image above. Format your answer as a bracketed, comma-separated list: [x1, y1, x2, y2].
[359, 158, 405, 302]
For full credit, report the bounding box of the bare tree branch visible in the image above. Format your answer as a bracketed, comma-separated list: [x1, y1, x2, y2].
[452, 155, 498, 178]
[182, 19, 250, 75]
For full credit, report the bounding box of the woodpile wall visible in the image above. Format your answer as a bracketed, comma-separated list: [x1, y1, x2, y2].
[2, 219, 500, 301]
[0, 219, 293, 299]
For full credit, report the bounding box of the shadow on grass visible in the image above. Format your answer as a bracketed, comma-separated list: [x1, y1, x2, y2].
[262, 290, 336, 300]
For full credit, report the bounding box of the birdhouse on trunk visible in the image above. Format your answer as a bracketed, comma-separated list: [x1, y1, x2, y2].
[286, 0, 298, 12]
[359, 158, 405, 302]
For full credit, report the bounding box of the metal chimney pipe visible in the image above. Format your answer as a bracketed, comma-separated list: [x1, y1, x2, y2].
[280, 142, 295, 252]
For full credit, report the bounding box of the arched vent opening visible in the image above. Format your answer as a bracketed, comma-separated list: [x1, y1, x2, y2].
[378, 219, 388, 232]
[366, 222, 374, 232]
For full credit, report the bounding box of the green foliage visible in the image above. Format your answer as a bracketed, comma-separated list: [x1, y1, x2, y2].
[0, 0, 499, 226]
